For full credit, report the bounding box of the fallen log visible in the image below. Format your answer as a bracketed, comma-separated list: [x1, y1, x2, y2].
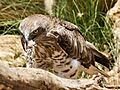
[0, 61, 110, 90]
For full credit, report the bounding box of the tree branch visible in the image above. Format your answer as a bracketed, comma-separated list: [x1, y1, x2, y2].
[0, 61, 110, 90]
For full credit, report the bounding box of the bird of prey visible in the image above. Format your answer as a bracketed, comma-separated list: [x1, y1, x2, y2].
[19, 14, 112, 79]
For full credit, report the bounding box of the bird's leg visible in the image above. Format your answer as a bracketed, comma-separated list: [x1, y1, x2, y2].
[26, 48, 34, 68]
[26, 40, 36, 68]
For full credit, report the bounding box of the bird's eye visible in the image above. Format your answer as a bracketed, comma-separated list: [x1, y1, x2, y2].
[32, 29, 39, 35]
[29, 29, 39, 40]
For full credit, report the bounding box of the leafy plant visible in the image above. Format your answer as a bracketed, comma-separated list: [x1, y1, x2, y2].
[0, 0, 46, 35]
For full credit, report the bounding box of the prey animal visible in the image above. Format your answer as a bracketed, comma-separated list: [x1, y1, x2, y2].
[19, 14, 112, 79]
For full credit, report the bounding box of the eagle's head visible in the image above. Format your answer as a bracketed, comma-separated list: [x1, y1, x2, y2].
[19, 14, 50, 51]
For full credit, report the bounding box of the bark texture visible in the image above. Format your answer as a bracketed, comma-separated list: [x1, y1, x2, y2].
[0, 61, 112, 90]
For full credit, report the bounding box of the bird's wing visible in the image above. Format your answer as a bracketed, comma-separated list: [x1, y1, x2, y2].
[57, 20, 111, 69]
[48, 20, 94, 68]
[58, 21, 85, 58]
[48, 20, 111, 77]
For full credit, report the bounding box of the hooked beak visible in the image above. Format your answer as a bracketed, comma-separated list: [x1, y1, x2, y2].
[21, 34, 36, 52]
[24, 32, 35, 50]
[27, 40, 36, 48]
[25, 40, 36, 51]
[22, 38, 36, 52]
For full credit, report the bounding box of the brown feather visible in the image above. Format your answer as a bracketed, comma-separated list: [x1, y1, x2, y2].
[19, 14, 112, 78]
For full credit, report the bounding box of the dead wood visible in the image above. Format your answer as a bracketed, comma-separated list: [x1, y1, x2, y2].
[0, 61, 112, 90]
